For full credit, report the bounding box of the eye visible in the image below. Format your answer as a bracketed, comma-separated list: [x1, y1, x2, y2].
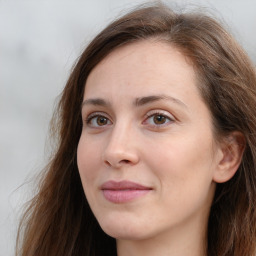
[151, 114, 168, 125]
[144, 111, 174, 127]
[86, 113, 112, 127]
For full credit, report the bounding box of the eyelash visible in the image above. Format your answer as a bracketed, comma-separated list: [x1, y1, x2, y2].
[144, 110, 175, 127]
[85, 112, 112, 127]
[84, 110, 175, 128]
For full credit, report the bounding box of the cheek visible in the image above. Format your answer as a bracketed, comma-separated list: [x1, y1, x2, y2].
[77, 137, 101, 188]
[149, 139, 216, 219]
[145, 133, 216, 195]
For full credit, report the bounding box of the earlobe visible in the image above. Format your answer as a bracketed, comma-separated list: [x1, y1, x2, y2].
[213, 131, 245, 183]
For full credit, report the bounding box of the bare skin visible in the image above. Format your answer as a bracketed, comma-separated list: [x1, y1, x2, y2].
[77, 40, 244, 256]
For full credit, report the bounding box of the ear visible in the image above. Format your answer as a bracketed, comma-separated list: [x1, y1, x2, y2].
[213, 131, 245, 183]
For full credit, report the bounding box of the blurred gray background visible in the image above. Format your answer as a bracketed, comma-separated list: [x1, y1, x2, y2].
[0, 0, 255, 255]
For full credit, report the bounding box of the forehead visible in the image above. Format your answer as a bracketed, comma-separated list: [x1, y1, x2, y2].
[84, 40, 200, 102]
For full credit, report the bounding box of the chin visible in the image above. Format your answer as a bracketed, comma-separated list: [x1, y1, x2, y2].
[98, 215, 152, 240]
[103, 228, 149, 241]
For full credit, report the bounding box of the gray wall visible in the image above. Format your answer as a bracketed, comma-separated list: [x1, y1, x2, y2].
[1, 1, 255, 255]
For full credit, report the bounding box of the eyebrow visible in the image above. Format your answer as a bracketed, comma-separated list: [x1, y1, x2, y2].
[82, 98, 110, 107]
[81, 94, 187, 109]
[134, 95, 188, 108]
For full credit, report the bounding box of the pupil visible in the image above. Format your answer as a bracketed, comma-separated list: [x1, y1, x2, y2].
[154, 115, 166, 124]
[97, 117, 107, 125]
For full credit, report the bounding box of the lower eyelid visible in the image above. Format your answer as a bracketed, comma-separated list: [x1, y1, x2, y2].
[142, 114, 175, 127]
[87, 115, 109, 124]
[83, 111, 175, 128]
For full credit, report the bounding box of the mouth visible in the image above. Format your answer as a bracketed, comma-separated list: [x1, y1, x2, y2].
[101, 180, 152, 204]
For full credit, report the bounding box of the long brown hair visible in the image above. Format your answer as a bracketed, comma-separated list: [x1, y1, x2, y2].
[16, 2, 256, 256]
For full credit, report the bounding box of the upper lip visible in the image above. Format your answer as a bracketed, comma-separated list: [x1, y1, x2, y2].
[101, 180, 152, 190]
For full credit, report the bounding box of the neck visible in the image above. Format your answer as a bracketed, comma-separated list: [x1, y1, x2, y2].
[116, 215, 208, 256]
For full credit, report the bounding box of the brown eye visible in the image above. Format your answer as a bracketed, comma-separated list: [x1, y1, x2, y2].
[97, 116, 108, 126]
[86, 114, 111, 127]
[153, 115, 167, 125]
[144, 111, 174, 127]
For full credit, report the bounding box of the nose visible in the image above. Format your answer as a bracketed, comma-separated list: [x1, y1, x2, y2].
[102, 122, 140, 168]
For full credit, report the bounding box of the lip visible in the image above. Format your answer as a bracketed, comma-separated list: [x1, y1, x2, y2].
[101, 180, 152, 203]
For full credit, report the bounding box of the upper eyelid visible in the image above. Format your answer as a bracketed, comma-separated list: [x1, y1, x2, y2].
[82, 112, 112, 127]
[145, 109, 176, 120]
[83, 109, 176, 123]
[84, 111, 111, 120]
[85, 112, 112, 128]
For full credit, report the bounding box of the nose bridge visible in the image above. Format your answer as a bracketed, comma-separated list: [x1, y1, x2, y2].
[103, 117, 139, 167]
[107, 117, 133, 152]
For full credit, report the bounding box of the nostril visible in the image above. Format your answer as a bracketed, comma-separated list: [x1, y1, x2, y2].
[102, 150, 139, 167]
[104, 159, 131, 167]
[104, 160, 112, 167]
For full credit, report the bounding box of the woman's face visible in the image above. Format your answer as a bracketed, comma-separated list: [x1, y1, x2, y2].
[77, 41, 222, 241]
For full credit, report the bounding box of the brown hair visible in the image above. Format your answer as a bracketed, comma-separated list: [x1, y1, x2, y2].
[16, 2, 256, 256]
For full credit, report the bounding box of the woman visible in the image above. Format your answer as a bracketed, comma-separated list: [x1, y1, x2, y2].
[16, 2, 256, 256]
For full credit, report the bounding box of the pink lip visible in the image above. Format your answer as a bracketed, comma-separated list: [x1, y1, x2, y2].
[101, 180, 152, 203]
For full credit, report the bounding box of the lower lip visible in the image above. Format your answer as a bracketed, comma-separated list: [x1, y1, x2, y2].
[102, 189, 151, 203]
